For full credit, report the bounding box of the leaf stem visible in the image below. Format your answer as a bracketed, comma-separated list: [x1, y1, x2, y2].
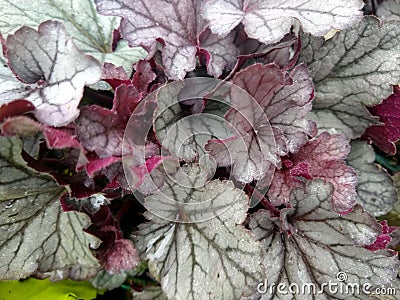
[245, 184, 280, 217]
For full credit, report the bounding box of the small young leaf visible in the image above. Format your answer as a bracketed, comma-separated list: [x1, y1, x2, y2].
[0, 0, 147, 73]
[2, 21, 102, 126]
[0, 136, 101, 280]
[347, 140, 397, 217]
[202, 0, 363, 44]
[300, 16, 400, 138]
[135, 165, 264, 299]
[249, 180, 399, 299]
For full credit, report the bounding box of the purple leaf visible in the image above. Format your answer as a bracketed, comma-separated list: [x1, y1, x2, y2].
[201, 0, 364, 45]
[2, 21, 102, 126]
[2, 115, 81, 149]
[362, 86, 400, 155]
[268, 132, 357, 213]
[89, 206, 139, 274]
[206, 63, 316, 183]
[85, 156, 122, 178]
[364, 220, 395, 251]
[0, 100, 35, 122]
[76, 84, 142, 158]
[99, 239, 139, 274]
[95, 0, 238, 79]
[248, 180, 399, 299]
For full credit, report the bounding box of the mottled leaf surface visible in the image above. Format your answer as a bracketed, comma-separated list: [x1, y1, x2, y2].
[154, 80, 232, 162]
[202, 0, 363, 44]
[76, 84, 142, 157]
[268, 132, 358, 213]
[363, 86, 400, 155]
[2, 21, 102, 126]
[0, 0, 147, 73]
[249, 180, 399, 299]
[377, 0, 400, 21]
[300, 17, 400, 138]
[347, 140, 397, 217]
[207, 63, 315, 183]
[95, 0, 238, 79]
[134, 165, 264, 299]
[0, 136, 100, 280]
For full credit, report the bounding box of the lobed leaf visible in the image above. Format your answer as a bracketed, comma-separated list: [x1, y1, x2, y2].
[207, 63, 315, 183]
[202, 0, 363, 44]
[300, 16, 400, 138]
[1, 21, 102, 126]
[0, 136, 100, 280]
[267, 132, 358, 213]
[249, 180, 399, 299]
[95, 0, 238, 79]
[0, 0, 147, 73]
[134, 165, 264, 299]
[347, 140, 398, 217]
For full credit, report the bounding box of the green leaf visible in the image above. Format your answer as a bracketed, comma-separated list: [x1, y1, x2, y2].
[134, 164, 264, 299]
[0, 278, 100, 300]
[0, 0, 147, 73]
[0, 136, 101, 280]
[347, 140, 398, 217]
[300, 16, 400, 138]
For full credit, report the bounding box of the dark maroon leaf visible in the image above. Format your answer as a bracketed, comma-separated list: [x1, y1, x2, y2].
[363, 85, 400, 155]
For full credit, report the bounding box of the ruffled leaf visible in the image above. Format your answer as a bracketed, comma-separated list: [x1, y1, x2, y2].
[202, 0, 363, 44]
[248, 180, 399, 299]
[300, 16, 400, 138]
[2, 21, 102, 126]
[95, 0, 238, 79]
[154, 79, 232, 162]
[268, 132, 358, 213]
[347, 140, 397, 217]
[206, 63, 316, 183]
[0, 136, 101, 280]
[134, 165, 264, 299]
[76, 84, 142, 158]
[0, 0, 147, 73]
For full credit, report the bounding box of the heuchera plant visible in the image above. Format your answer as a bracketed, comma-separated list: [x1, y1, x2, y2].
[1, 0, 400, 299]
